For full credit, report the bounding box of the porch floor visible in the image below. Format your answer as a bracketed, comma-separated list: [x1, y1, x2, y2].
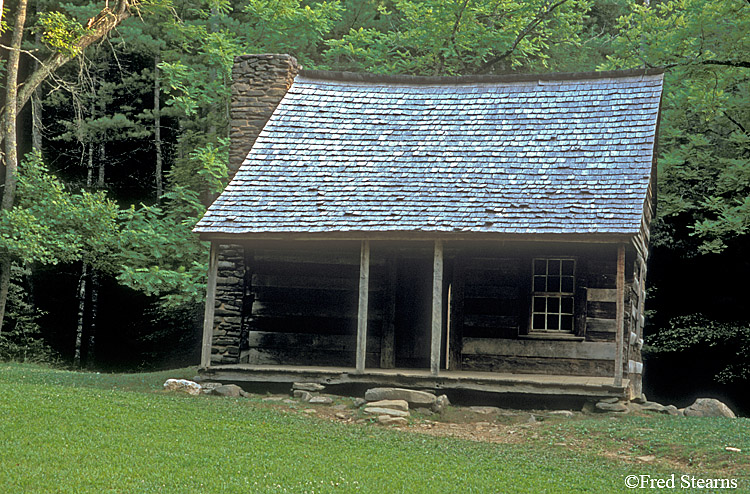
[202, 364, 628, 399]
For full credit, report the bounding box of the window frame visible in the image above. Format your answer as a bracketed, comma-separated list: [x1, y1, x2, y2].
[530, 257, 576, 333]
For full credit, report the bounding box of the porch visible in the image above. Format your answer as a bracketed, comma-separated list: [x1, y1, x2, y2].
[201, 364, 630, 399]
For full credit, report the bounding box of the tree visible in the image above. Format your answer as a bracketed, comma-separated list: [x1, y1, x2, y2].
[0, 0, 139, 331]
[323, 0, 594, 75]
[603, 0, 750, 255]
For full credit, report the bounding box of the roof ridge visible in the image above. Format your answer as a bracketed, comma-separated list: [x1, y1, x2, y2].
[297, 68, 664, 86]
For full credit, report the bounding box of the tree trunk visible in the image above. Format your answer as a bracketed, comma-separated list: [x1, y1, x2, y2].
[154, 51, 163, 200]
[13, 0, 132, 114]
[98, 143, 106, 188]
[0, 0, 29, 333]
[73, 263, 88, 368]
[88, 270, 99, 366]
[87, 142, 95, 187]
[31, 30, 44, 152]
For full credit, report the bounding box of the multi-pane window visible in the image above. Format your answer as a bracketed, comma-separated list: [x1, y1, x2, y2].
[531, 258, 575, 332]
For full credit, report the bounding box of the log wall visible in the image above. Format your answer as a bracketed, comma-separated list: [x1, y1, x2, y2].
[455, 244, 632, 377]
[241, 242, 384, 367]
[208, 240, 648, 384]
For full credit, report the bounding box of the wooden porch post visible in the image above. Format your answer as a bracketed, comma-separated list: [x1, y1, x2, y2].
[356, 240, 370, 373]
[614, 244, 625, 387]
[431, 240, 444, 376]
[201, 241, 219, 369]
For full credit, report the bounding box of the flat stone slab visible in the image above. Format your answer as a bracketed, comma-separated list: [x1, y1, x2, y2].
[293, 382, 325, 392]
[596, 401, 629, 413]
[364, 407, 410, 418]
[308, 396, 333, 405]
[378, 415, 408, 426]
[366, 400, 409, 411]
[365, 388, 436, 406]
[470, 406, 502, 415]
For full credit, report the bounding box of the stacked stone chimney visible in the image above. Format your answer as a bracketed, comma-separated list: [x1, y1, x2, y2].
[229, 54, 300, 178]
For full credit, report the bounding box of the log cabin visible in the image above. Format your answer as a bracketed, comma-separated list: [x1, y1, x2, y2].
[194, 54, 663, 401]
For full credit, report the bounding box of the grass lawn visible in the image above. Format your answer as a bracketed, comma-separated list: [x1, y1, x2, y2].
[1, 363, 748, 493]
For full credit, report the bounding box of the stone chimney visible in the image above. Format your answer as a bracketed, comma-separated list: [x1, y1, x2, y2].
[229, 54, 300, 178]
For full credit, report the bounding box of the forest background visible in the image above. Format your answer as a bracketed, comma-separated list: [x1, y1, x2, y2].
[1, 0, 748, 413]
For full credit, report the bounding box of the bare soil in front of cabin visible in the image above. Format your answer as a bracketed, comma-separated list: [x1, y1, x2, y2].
[245, 393, 748, 479]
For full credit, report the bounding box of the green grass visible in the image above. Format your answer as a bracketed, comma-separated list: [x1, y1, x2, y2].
[1, 363, 748, 493]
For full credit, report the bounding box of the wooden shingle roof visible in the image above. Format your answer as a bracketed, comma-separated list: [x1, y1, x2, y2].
[195, 69, 663, 237]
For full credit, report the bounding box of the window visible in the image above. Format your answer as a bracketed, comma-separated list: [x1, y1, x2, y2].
[531, 258, 575, 332]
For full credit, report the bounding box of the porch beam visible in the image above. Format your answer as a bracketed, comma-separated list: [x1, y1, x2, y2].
[614, 244, 625, 387]
[201, 241, 219, 369]
[356, 240, 370, 373]
[431, 240, 444, 376]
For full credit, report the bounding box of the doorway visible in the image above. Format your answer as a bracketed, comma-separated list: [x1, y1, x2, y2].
[393, 255, 434, 368]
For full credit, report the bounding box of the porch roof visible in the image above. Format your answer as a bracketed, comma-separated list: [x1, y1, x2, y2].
[195, 68, 663, 237]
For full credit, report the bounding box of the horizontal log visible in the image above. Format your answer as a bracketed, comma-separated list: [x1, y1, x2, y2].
[254, 251, 362, 265]
[463, 314, 519, 329]
[586, 331, 616, 343]
[253, 285, 384, 308]
[461, 354, 614, 377]
[252, 301, 383, 319]
[464, 298, 519, 317]
[462, 337, 615, 360]
[587, 301, 617, 319]
[247, 331, 381, 352]
[587, 317, 617, 333]
[463, 257, 522, 272]
[253, 260, 363, 279]
[462, 326, 518, 339]
[464, 284, 520, 299]
[243, 348, 379, 367]
[252, 273, 359, 291]
[464, 270, 523, 287]
[587, 288, 617, 303]
[249, 315, 384, 336]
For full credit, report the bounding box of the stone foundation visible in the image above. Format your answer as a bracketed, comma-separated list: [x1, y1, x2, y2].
[211, 244, 245, 364]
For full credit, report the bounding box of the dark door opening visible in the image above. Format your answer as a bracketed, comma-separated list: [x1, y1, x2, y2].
[393, 256, 433, 368]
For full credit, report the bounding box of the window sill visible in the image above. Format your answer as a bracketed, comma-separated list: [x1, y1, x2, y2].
[520, 333, 585, 342]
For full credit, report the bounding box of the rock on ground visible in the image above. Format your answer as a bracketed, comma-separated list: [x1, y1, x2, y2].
[163, 379, 201, 396]
[683, 398, 736, 418]
[308, 396, 333, 405]
[293, 382, 325, 392]
[367, 399, 409, 411]
[595, 401, 629, 413]
[212, 384, 248, 398]
[364, 388, 436, 407]
[293, 390, 313, 402]
[549, 410, 575, 418]
[433, 394, 450, 414]
[378, 415, 408, 426]
[363, 407, 410, 418]
[469, 406, 501, 415]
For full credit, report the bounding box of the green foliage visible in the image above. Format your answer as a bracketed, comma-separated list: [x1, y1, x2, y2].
[647, 314, 750, 385]
[0, 152, 120, 269]
[0, 266, 58, 364]
[243, 0, 343, 65]
[603, 0, 750, 255]
[324, 0, 594, 75]
[37, 10, 87, 57]
[193, 137, 229, 194]
[117, 186, 208, 307]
